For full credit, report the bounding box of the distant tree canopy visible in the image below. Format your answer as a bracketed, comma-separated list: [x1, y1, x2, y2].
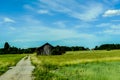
[94, 44, 120, 50]
[4, 42, 10, 54]
[4, 42, 10, 50]
[0, 48, 4, 54]
[51, 46, 65, 55]
[51, 45, 89, 55]
[0, 42, 36, 54]
[2, 42, 120, 55]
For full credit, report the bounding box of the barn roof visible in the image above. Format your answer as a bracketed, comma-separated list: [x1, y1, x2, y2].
[38, 43, 54, 49]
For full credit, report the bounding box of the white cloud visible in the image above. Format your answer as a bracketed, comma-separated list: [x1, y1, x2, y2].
[96, 23, 111, 27]
[103, 9, 120, 17]
[14, 26, 95, 42]
[9, 27, 16, 30]
[111, 24, 120, 29]
[23, 4, 34, 11]
[112, 20, 120, 22]
[101, 24, 120, 35]
[36, 0, 105, 21]
[103, 29, 120, 35]
[74, 23, 91, 29]
[70, 3, 104, 21]
[103, 0, 119, 5]
[23, 0, 106, 21]
[1, 16, 96, 42]
[37, 9, 49, 14]
[3, 17, 15, 23]
[53, 21, 67, 28]
[24, 4, 52, 15]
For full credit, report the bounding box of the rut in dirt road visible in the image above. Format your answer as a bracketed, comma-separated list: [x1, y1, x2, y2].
[0, 56, 35, 80]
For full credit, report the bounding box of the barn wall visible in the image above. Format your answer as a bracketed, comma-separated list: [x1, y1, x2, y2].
[43, 45, 52, 55]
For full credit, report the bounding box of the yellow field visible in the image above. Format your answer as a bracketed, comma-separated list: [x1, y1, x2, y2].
[31, 50, 120, 80]
[32, 50, 120, 65]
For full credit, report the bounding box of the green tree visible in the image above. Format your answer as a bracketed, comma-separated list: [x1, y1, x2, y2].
[4, 42, 10, 54]
[4, 42, 10, 50]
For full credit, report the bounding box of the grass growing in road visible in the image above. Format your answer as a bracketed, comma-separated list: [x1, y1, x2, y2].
[31, 50, 120, 80]
[0, 54, 26, 75]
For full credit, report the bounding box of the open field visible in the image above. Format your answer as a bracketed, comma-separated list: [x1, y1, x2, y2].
[0, 54, 26, 75]
[31, 50, 120, 80]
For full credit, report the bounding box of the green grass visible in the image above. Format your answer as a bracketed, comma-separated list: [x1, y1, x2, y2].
[53, 62, 120, 80]
[0, 54, 26, 75]
[31, 50, 120, 80]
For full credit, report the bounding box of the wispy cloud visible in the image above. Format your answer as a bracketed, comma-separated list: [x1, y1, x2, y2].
[27, 0, 105, 21]
[11, 25, 95, 42]
[9, 26, 16, 30]
[3, 17, 15, 23]
[103, 9, 120, 17]
[103, 0, 119, 6]
[53, 21, 67, 28]
[0, 16, 96, 44]
[96, 23, 112, 27]
[23, 4, 34, 11]
[37, 9, 50, 14]
[1, 0, 120, 48]
[99, 24, 120, 35]
[24, 4, 51, 15]
[70, 2, 104, 21]
[112, 20, 120, 22]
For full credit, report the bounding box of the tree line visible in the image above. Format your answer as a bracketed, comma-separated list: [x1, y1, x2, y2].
[94, 44, 120, 50]
[51, 45, 89, 55]
[0, 42, 88, 54]
[0, 42, 36, 54]
[1, 42, 120, 55]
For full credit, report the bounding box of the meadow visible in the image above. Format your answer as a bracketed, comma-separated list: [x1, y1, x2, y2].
[0, 54, 26, 75]
[31, 50, 120, 80]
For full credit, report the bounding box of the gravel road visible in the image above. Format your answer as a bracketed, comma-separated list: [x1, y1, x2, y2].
[0, 56, 35, 80]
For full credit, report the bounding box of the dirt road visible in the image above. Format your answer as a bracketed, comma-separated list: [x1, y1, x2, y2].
[0, 56, 35, 80]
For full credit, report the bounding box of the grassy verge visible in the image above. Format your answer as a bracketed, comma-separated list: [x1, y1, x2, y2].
[0, 54, 26, 75]
[31, 50, 120, 80]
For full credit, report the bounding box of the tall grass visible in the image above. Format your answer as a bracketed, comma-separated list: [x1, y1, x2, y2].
[53, 62, 120, 80]
[0, 54, 26, 75]
[31, 50, 120, 80]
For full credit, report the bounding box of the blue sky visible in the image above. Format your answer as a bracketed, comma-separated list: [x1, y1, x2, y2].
[0, 0, 120, 48]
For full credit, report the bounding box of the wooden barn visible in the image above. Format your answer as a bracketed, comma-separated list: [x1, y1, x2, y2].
[36, 43, 54, 55]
